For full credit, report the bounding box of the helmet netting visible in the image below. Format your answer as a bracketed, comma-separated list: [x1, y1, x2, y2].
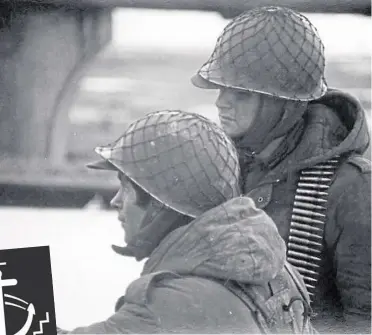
[197, 6, 327, 101]
[95, 110, 241, 218]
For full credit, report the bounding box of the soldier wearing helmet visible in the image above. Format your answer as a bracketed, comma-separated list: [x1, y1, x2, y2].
[191, 6, 371, 333]
[57, 110, 316, 334]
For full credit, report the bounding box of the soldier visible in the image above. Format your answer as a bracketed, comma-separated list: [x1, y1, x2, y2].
[57, 110, 315, 334]
[191, 6, 371, 333]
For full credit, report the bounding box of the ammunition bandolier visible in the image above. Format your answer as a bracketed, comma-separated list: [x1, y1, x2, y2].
[245, 153, 371, 334]
[287, 156, 341, 300]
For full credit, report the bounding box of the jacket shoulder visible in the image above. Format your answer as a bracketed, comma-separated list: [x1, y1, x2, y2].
[124, 271, 181, 305]
[345, 155, 371, 174]
[125, 274, 261, 333]
[325, 155, 370, 223]
[124, 272, 241, 307]
[329, 155, 370, 200]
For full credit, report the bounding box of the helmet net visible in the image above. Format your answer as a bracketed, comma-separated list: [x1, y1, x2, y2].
[95, 110, 241, 218]
[197, 6, 327, 101]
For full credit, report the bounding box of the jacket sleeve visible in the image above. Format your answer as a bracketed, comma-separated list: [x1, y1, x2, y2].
[55, 273, 172, 334]
[58, 301, 160, 334]
[56, 273, 257, 334]
[55, 272, 198, 334]
[334, 167, 371, 332]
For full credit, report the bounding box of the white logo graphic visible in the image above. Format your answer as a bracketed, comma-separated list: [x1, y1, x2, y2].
[0, 263, 50, 335]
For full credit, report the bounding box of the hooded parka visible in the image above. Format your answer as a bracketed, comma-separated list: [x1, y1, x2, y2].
[57, 197, 314, 334]
[238, 89, 371, 333]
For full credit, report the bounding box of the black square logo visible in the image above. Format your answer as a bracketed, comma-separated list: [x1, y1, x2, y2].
[0, 246, 57, 335]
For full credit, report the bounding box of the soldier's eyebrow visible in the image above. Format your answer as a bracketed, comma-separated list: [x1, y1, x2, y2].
[118, 172, 130, 185]
[117, 172, 126, 184]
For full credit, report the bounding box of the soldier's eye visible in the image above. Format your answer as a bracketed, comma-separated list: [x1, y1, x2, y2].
[235, 92, 248, 101]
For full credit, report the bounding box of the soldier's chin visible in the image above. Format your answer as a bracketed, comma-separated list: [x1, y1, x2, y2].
[121, 224, 129, 241]
[220, 120, 242, 138]
[119, 218, 126, 228]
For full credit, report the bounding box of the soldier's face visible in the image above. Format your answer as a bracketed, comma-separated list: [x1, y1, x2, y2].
[215, 88, 260, 138]
[110, 173, 150, 243]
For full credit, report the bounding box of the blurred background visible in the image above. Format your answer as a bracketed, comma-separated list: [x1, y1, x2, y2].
[0, 0, 371, 330]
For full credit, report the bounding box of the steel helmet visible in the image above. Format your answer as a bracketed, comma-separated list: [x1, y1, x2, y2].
[88, 110, 241, 218]
[191, 6, 327, 101]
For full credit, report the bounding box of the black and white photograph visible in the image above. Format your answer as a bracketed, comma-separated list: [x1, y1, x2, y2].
[0, 0, 371, 334]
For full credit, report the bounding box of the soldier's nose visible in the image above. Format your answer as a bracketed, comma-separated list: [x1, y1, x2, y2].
[110, 191, 122, 210]
[216, 89, 233, 108]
